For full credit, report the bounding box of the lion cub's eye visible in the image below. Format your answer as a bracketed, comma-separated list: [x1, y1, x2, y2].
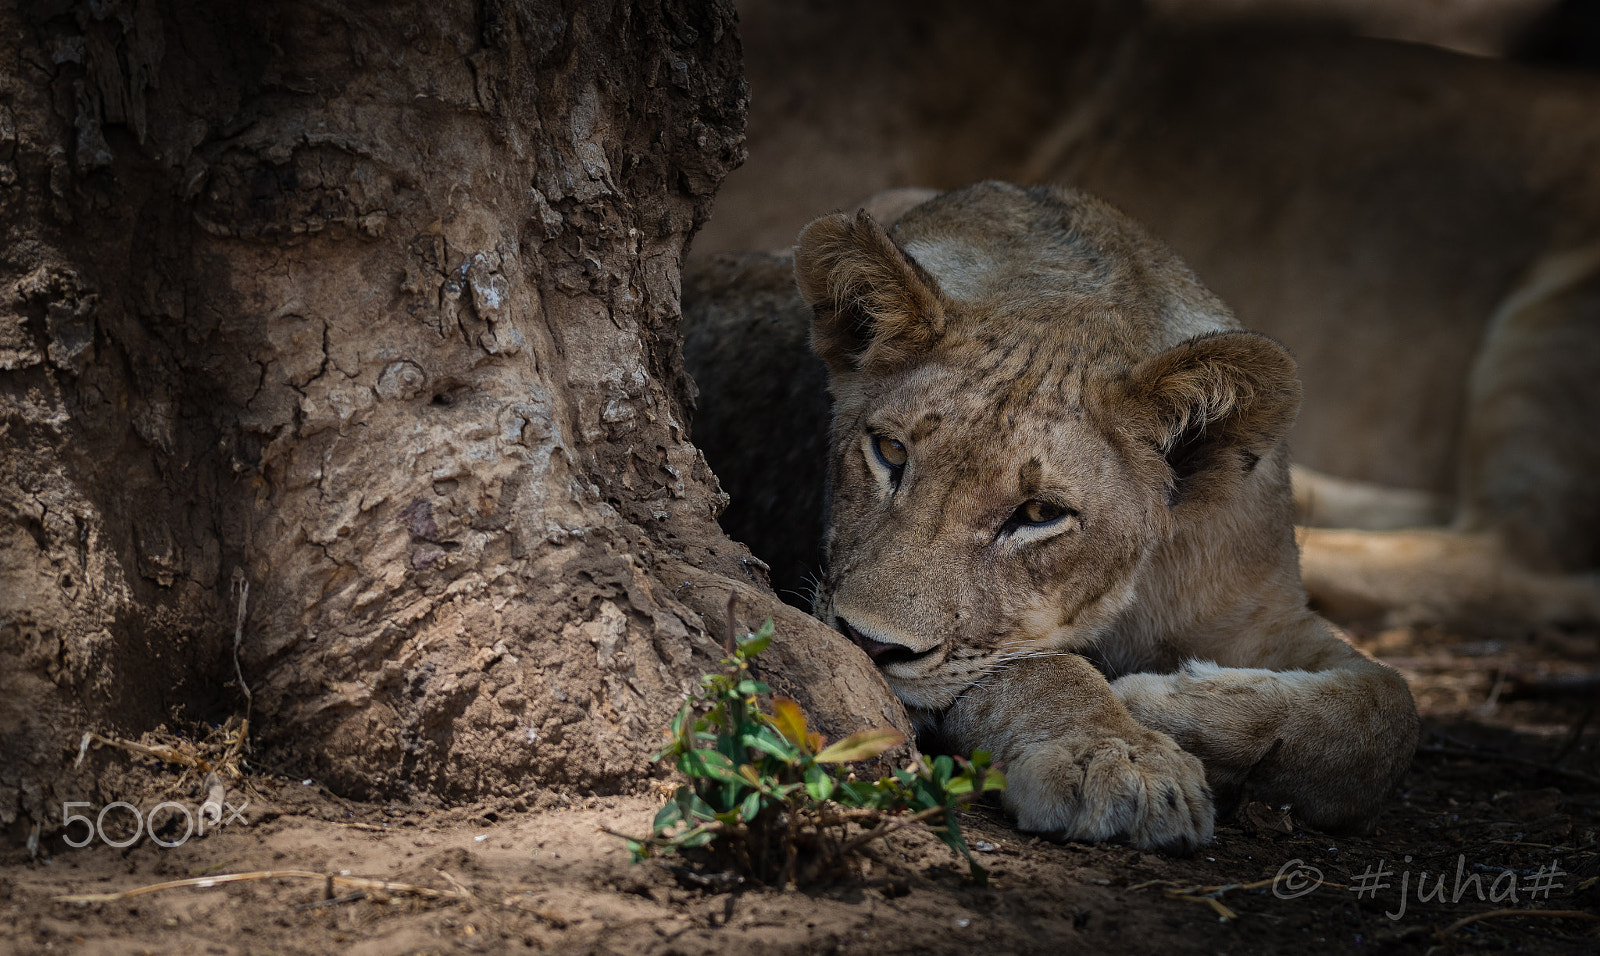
[1015, 499, 1071, 527]
[872, 434, 908, 469]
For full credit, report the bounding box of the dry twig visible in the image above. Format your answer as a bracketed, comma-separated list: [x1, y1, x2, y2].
[1418, 743, 1600, 786]
[1127, 870, 1356, 922]
[1437, 908, 1599, 937]
[75, 732, 208, 772]
[53, 869, 467, 905]
[231, 570, 253, 727]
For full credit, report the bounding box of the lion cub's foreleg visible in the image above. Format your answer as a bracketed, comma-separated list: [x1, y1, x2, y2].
[940, 653, 1214, 853]
[1109, 627, 1417, 832]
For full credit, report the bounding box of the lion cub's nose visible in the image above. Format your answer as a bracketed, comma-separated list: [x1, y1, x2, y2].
[839, 619, 922, 666]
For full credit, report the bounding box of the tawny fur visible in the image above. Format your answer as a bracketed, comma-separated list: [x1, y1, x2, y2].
[795, 183, 1418, 852]
[698, 12, 1600, 634]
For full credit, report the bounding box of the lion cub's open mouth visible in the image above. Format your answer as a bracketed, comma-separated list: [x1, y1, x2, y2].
[838, 619, 935, 668]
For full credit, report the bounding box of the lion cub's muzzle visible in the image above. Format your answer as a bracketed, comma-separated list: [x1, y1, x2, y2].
[838, 619, 936, 668]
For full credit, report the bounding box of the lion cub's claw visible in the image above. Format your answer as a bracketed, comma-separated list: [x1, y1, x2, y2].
[1003, 731, 1215, 854]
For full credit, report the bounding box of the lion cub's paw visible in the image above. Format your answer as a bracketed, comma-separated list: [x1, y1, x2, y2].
[1002, 730, 1214, 853]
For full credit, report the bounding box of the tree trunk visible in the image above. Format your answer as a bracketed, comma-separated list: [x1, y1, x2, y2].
[1, 0, 908, 839]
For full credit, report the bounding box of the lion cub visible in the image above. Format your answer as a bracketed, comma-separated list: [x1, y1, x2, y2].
[792, 182, 1417, 851]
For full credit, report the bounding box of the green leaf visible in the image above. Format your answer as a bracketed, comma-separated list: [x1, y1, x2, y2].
[737, 619, 775, 657]
[833, 779, 878, 807]
[677, 827, 719, 849]
[803, 763, 835, 802]
[931, 755, 954, 787]
[677, 789, 718, 823]
[743, 726, 800, 762]
[736, 679, 771, 697]
[679, 748, 743, 783]
[653, 798, 684, 833]
[943, 768, 991, 797]
[738, 790, 764, 822]
[931, 818, 989, 887]
[933, 819, 964, 856]
[916, 783, 944, 811]
[814, 727, 906, 763]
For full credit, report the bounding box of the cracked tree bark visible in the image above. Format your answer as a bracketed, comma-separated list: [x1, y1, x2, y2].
[0, 0, 910, 838]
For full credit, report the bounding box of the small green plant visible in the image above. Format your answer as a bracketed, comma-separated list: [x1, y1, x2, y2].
[617, 618, 1005, 886]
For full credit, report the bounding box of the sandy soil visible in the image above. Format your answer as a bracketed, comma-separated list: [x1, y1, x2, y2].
[3, 625, 1596, 955]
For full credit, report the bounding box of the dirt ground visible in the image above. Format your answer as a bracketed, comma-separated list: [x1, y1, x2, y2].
[2, 624, 1595, 955]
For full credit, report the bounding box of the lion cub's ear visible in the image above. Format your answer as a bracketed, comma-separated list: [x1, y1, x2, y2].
[1113, 331, 1301, 507]
[794, 210, 947, 375]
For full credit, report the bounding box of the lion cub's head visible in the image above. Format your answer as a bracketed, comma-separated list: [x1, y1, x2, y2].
[794, 183, 1300, 712]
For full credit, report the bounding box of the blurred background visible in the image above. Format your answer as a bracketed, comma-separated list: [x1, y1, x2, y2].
[682, 1, 1600, 788]
[687, 0, 1600, 617]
